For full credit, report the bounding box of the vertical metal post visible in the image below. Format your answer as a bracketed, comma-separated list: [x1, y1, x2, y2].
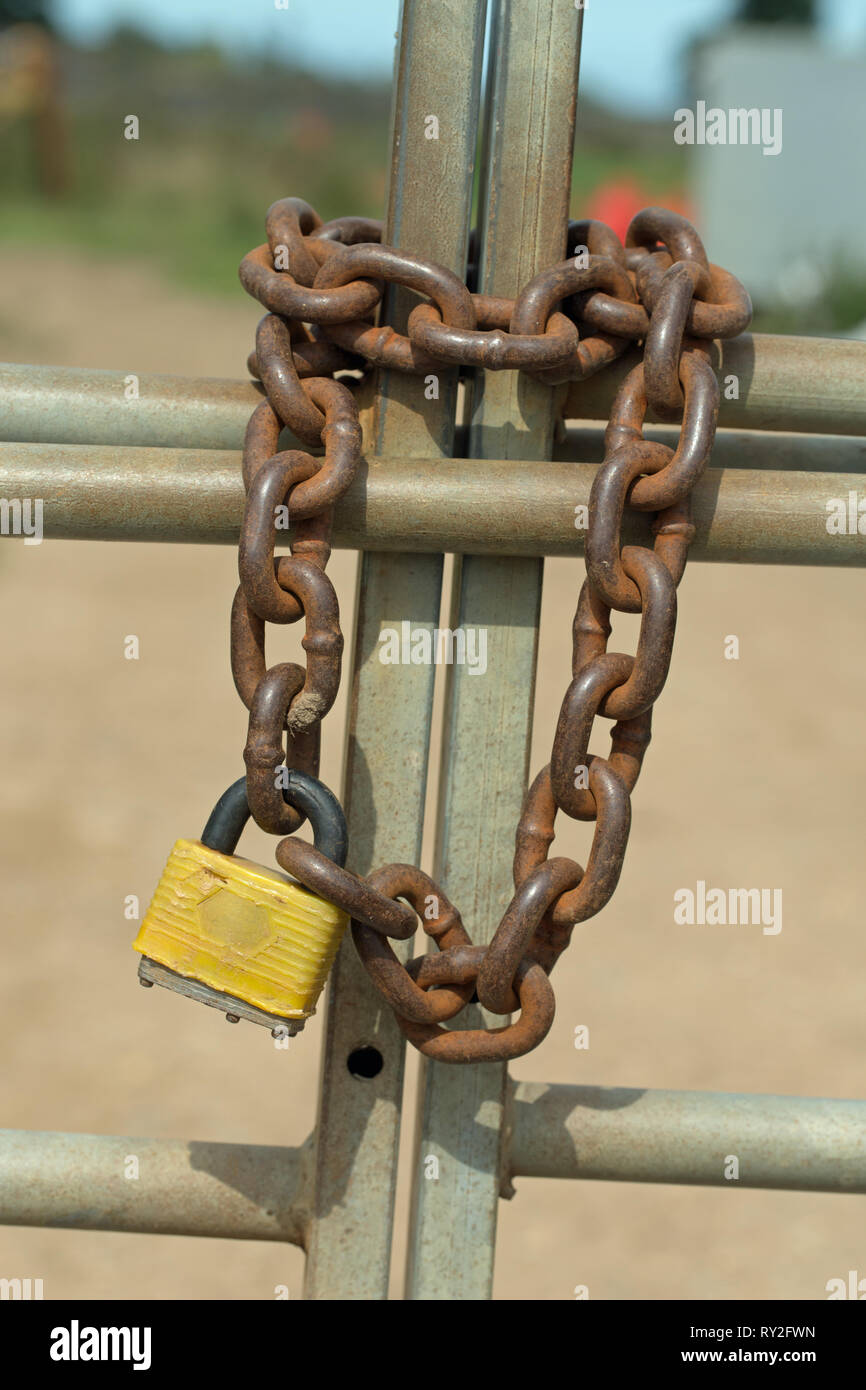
[302, 0, 487, 1300]
[405, 0, 583, 1300]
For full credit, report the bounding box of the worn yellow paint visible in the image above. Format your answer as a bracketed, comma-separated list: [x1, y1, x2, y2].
[133, 840, 347, 1018]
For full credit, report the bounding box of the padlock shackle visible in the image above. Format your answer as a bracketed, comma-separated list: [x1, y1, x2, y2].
[282, 770, 349, 868]
[201, 772, 348, 868]
[201, 777, 251, 855]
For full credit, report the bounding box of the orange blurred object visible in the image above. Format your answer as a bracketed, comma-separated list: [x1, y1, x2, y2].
[586, 177, 693, 241]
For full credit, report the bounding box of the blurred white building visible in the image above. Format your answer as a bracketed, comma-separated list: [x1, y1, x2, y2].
[689, 25, 866, 305]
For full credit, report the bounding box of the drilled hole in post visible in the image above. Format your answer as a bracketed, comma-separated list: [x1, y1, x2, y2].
[347, 1045, 384, 1079]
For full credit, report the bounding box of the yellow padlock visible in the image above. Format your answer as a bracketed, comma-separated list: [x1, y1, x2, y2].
[133, 774, 348, 1035]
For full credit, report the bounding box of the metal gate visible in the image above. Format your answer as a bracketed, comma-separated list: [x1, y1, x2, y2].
[1, 0, 865, 1301]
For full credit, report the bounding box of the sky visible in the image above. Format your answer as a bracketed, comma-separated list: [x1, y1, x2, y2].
[53, 0, 866, 116]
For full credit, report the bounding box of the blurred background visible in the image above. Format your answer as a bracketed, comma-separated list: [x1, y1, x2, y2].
[2, 0, 866, 329]
[1, 0, 865, 1302]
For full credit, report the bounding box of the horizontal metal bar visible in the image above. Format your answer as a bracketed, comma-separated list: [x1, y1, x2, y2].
[2, 443, 864, 565]
[0, 1128, 309, 1243]
[1, 335, 863, 450]
[565, 334, 866, 437]
[2, 1083, 861, 1241]
[0, 361, 455, 461]
[558, 425, 866, 473]
[0, 362, 265, 450]
[507, 1083, 866, 1194]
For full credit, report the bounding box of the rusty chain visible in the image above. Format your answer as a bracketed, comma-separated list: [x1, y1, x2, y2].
[234, 195, 751, 1064]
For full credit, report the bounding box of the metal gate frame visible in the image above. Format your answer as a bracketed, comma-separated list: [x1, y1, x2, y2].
[1, 0, 866, 1301]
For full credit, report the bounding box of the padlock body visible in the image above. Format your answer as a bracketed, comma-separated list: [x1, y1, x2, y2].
[133, 839, 347, 1020]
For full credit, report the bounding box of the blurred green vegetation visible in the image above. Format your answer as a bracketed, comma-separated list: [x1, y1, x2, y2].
[745, 260, 866, 335]
[0, 31, 687, 299]
[737, 0, 816, 23]
[5, 28, 861, 333]
[0, 32, 393, 293]
[0, 0, 53, 28]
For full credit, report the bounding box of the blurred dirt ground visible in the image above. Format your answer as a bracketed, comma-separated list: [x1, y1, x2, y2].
[0, 247, 864, 1301]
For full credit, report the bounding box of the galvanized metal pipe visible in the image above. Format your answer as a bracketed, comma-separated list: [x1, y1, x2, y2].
[2, 332, 864, 449]
[0, 1129, 309, 1242]
[406, 0, 583, 1304]
[301, 0, 488, 1303]
[565, 333, 866, 437]
[0, 362, 264, 449]
[3, 443, 864, 565]
[558, 425, 866, 473]
[507, 1083, 866, 1193]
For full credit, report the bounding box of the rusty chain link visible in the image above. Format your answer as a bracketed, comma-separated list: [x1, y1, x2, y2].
[235, 196, 751, 1064]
